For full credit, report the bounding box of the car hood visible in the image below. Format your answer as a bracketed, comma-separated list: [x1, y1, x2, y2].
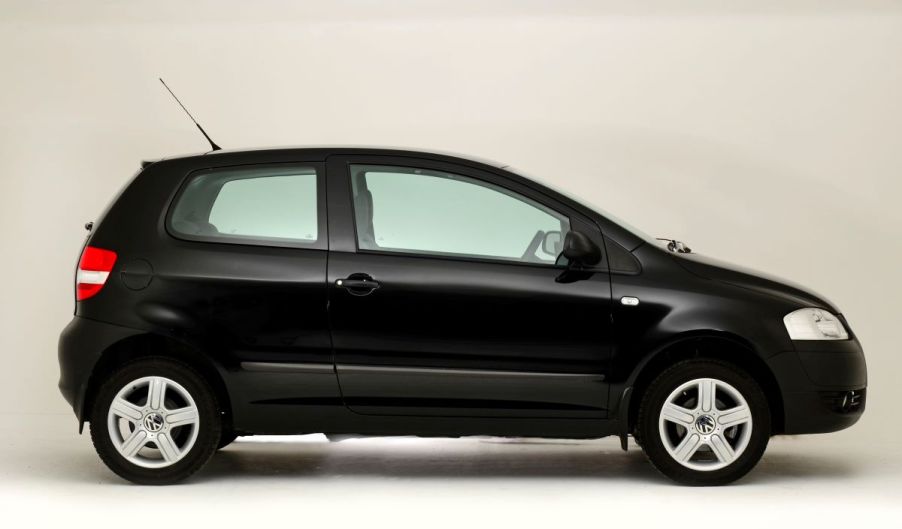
[673, 252, 840, 313]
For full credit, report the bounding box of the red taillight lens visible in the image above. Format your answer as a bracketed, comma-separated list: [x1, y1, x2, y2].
[76, 246, 117, 301]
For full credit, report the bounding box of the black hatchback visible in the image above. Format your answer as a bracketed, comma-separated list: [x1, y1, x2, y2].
[59, 147, 866, 485]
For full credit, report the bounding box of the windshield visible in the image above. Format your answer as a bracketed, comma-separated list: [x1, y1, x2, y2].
[503, 166, 658, 244]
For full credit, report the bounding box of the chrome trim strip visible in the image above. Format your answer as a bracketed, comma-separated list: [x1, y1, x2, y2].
[240, 362, 334, 374]
[337, 364, 604, 380]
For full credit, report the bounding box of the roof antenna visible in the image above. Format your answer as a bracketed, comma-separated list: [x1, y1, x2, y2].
[158, 78, 221, 151]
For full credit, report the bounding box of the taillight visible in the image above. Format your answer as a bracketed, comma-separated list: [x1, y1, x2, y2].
[76, 246, 117, 301]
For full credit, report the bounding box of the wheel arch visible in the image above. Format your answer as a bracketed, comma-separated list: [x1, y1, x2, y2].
[621, 331, 785, 440]
[80, 334, 232, 434]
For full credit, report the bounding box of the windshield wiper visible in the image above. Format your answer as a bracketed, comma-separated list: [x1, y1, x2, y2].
[657, 238, 692, 254]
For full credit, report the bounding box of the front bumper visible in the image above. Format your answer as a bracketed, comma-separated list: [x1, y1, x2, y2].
[767, 338, 867, 435]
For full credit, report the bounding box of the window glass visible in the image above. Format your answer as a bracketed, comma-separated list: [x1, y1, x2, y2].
[351, 165, 570, 264]
[170, 166, 318, 244]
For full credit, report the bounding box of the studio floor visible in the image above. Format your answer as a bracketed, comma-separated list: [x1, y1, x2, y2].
[1, 414, 900, 527]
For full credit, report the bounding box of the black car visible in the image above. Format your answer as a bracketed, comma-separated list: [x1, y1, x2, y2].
[59, 147, 866, 485]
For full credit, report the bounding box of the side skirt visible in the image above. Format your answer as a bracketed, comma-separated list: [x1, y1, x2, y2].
[234, 403, 620, 438]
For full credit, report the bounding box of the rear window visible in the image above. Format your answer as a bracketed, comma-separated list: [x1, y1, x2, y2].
[168, 165, 319, 246]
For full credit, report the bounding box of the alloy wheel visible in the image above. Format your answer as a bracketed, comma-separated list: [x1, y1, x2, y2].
[106, 376, 200, 469]
[657, 377, 753, 471]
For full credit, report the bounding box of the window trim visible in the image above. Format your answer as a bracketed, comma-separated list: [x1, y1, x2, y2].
[347, 163, 573, 269]
[165, 162, 328, 250]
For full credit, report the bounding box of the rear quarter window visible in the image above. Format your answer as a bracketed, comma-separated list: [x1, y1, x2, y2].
[168, 165, 320, 247]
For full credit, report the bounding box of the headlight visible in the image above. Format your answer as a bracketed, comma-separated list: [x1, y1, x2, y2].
[783, 308, 849, 340]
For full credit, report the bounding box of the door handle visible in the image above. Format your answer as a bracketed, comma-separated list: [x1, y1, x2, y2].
[335, 274, 380, 296]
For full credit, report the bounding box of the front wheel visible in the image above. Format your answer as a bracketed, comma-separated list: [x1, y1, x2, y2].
[89, 357, 222, 484]
[636, 359, 770, 486]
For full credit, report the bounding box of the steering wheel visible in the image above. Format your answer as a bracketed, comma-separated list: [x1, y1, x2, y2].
[521, 230, 547, 263]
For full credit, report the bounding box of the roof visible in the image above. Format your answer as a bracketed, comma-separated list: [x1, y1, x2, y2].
[145, 145, 508, 170]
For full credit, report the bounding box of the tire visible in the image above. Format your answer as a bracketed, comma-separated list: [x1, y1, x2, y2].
[217, 430, 239, 449]
[89, 357, 222, 485]
[636, 359, 770, 486]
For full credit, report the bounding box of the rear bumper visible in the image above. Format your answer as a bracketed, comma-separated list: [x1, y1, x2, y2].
[767, 338, 867, 435]
[58, 316, 142, 424]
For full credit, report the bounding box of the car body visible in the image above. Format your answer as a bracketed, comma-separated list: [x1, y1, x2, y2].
[58, 146, 866, 484]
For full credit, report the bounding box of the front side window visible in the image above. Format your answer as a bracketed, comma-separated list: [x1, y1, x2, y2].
[169, 165, 319, 245]
[350, 164, 570, 264]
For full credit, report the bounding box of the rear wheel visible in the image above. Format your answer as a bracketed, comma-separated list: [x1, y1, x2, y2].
[636, 359, 770, 485]
[89, 357, 221, 484]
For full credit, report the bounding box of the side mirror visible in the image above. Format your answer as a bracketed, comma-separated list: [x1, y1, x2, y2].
[541, 231, 563, 257]
[561, 231, 601, 266]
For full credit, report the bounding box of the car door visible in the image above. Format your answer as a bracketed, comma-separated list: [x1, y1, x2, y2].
[326, 155, 614, 418]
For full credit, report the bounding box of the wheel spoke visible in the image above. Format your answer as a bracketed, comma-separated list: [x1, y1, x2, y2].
[148, 377, 167, 410]
[156, 432, 181, 462]
[120, 428, 149, 458]
[166, 406, 198, 428]
[719, 405, 752, 428]
[661, 403, 695, 427]
[699, 379, 716, 412]
[673, 432, 703, 462]
[708, 433, 737, 464]
[110, 398, 143, 422]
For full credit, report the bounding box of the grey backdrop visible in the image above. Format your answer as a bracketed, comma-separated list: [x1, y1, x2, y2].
[1, 1, 899, 438]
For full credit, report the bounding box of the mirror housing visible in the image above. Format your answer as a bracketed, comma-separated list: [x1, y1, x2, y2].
[561, 231, 601, 266]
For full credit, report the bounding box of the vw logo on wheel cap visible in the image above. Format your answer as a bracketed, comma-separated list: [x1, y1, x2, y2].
[695, 414, 716, 435]
[143, 413, 165, 432]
